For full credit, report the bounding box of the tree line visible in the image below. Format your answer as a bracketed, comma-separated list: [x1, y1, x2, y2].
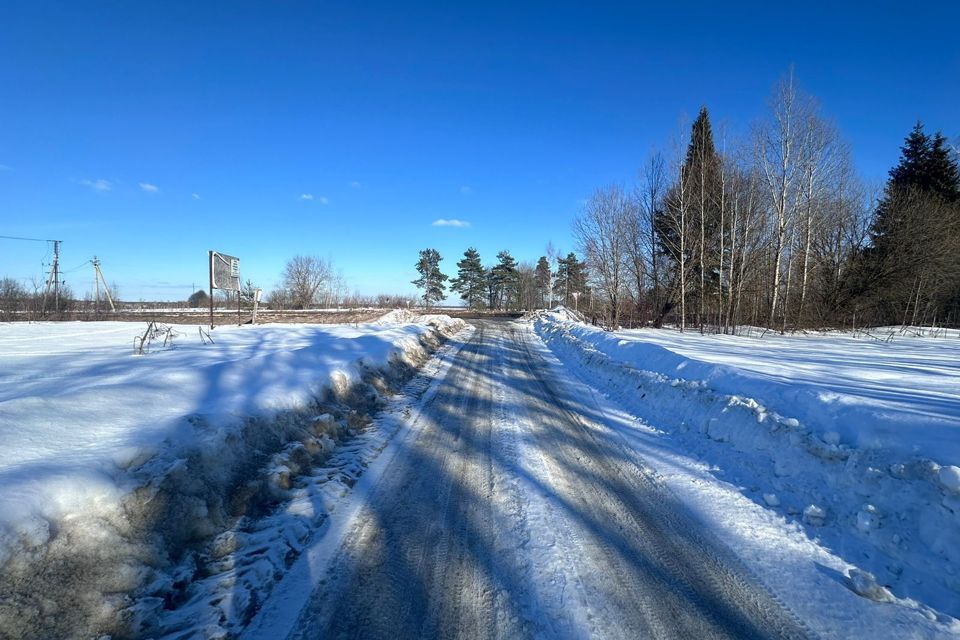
[413, 70, 959, 331]
[571, 70, 959, 331]
[412, 246, 589, 312]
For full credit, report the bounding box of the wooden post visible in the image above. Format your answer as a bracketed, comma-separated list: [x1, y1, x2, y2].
[252, 289, 261, 324]
[237, 290, 241, 326]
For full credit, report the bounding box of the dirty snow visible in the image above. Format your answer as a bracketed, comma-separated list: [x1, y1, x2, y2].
[0, 316, 462, 637]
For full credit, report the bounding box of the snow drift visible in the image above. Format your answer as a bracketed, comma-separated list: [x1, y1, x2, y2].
[0, 316, 463, 639]
[533, 312, 960, 622]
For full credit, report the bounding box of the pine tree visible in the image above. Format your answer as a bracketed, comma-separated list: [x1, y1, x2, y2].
[450, 247, 487, 308]
[567, 253, 589, 308]
[490, 250, 519, 310]
[534, 256, 551, 308]
[552, 252, 587, 308]
[412, 248, 448, 307]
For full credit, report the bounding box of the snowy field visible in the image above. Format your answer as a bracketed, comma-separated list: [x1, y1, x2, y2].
[535, 312, 960, 631]
[0, 316, 462, 638]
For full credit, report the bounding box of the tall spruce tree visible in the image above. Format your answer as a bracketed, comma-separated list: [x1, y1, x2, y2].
[655, 106, 723, 328]
[857, 122, 960, 324]
[534, 256, 552, 308]
[412, 248, 448, 307]
[450, 247, 487, 308]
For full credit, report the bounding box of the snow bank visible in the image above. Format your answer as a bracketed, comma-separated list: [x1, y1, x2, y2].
[548, 320, 960, 465]
[534, 314, 960, 622]
[0, 316, 463, 638]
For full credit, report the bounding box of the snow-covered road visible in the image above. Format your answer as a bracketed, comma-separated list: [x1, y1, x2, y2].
[273, 320, 811, 639]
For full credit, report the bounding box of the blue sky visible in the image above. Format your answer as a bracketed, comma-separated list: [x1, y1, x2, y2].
[1, 1, 957, 302]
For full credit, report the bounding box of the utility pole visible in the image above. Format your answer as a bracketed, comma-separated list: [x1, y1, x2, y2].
[53, 240, 60, 312]
[92, 256, 116, 313]
[93, 257, 101, 316]
[40, 239, 63, 315]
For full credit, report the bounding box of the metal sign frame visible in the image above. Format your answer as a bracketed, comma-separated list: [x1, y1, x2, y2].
[208, 250, 241, 328]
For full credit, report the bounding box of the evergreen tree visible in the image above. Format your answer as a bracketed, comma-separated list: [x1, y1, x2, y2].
[552, 252, 588, 308]
[450, 247, 487, 308]
[855, 122, 960, 323]
[490, 250, 519, 310]
[412, 248, 448, 307]
[656, 106, 723, 327]
[534, 256, 552, 308]
[567, 253, 589, 308]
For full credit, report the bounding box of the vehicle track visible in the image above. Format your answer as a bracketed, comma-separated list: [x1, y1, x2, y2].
[287, 320, 813, 639]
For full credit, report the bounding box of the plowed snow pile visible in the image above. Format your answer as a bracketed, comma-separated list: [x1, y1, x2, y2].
[0, 316, 462, 639]
[535, 313, 960, 626]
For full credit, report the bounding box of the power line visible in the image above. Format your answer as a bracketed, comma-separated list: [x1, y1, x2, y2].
[0, 234, 60, 243]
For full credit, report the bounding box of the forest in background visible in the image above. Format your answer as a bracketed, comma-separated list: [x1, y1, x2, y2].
[414, 70, 960, 332]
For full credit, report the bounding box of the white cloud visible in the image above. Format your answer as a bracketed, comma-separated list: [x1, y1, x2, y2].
[301, 193, 329, 204]
[192, 193, 201, 200]
[432, 218, 471, 228]
[349, 180, 362, 189]
[459, 185, 473, 196]
[139, 182, 160, 193]
[80, 178, 112, 191]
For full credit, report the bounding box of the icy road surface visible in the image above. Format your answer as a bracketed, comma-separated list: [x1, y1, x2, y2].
[272, 321, 811, 640]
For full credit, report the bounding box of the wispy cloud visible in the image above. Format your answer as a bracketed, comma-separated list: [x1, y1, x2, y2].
[459, 185, 473, 196]
[0, 164, 12, 172]
[300, 193, 314, 201]
[318, 196, 329, 205]
[80, 178, 112, 192]
[301, 193, 329, 204]
[349, 180, 362, 189]
[192, 193, 201, 200]
[139, 182, 160, 193]
[432, 218, 471, 228]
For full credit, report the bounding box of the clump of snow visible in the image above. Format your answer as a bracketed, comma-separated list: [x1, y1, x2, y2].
[374, 308, 418, 324]
[939, 466, 960, 495]
[846, 569, 895, 603]
[857, 504, 880, 532]
[803, 504, 827, 526]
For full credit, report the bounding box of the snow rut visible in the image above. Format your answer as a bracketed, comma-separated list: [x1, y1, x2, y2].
[285, 320, 813, 639]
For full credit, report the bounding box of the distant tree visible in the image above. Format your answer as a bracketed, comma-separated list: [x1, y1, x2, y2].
[0, 278, 27, 320]
[534, 256, 551, 308]
[239, 279, 261, 308]
[517, 262, 538, 310]
[575, 184, 633, 325]
[266, 287, 291, 310]
[412, 248, 448, 307]
[187, 289, 209, 308]
[450, 247, 487, 308]
[281, 255, 331, 309]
